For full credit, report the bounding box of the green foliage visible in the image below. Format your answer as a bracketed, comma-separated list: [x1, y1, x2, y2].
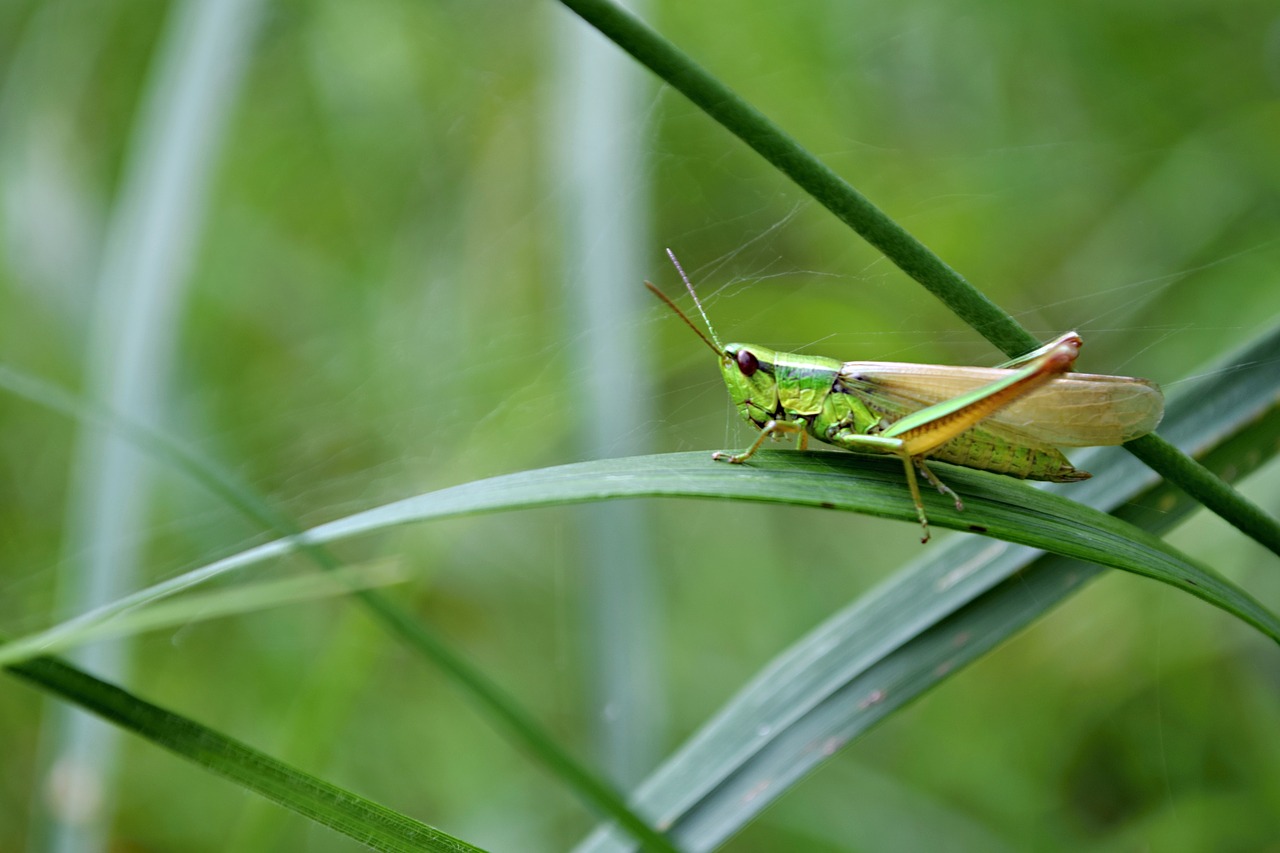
[2, 0, 1278, 851]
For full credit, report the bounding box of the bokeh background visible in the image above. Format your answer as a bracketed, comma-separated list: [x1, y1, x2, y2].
[2, 0, 1280, 850]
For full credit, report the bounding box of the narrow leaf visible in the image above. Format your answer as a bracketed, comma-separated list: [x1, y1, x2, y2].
[5, 653, 484, 853]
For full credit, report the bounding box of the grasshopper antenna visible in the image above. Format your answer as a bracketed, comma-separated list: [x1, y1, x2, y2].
[664, 248, 723, 350]
[645, 281, 723, 358]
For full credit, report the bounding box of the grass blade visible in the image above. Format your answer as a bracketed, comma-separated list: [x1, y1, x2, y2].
[5, 652, 485, 853]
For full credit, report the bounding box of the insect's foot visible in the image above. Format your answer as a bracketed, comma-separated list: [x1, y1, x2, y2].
[712, 451, 746, 464]
[914, 506, 931, 544]
[953, 497, 965, 512]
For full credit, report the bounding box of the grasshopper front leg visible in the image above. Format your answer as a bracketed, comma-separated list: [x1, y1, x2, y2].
[713, 418, 807, 464]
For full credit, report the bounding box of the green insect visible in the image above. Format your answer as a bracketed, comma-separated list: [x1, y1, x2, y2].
[648, 251, 1165, 542]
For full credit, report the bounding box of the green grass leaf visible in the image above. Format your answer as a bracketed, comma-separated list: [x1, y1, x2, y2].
[24, 450, 1277, 657]
[4, 653, 484, 853]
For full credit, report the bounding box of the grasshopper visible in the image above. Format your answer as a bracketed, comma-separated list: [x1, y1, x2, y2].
[647, 251, 1164, 541]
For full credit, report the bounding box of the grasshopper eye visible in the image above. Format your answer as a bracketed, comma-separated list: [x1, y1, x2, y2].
[736, 349, 759, 377]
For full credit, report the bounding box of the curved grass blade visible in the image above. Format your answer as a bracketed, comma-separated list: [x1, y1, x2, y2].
[17, 446, 1278, 663]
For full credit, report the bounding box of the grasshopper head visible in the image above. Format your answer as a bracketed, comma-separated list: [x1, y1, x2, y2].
[721, 342, 781, 428]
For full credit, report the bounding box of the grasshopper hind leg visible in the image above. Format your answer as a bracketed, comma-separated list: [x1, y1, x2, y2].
[899, 456, 964, 544]
[897, 456, 931, 543]
[916, 458, 964, 512]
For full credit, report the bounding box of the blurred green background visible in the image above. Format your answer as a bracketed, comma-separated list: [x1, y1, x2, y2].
[2, 0, 1279, 850]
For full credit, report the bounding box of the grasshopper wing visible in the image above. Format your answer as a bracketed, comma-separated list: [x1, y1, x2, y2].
[837, 362, 1164, 447]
